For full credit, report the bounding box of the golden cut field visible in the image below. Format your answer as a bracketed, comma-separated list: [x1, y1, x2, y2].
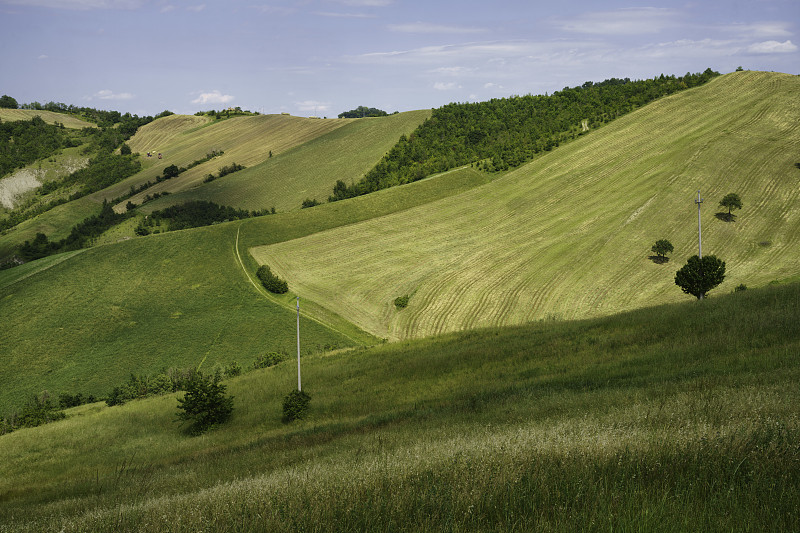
[252, 71, 800, 340]
[113, 113, 355, 209]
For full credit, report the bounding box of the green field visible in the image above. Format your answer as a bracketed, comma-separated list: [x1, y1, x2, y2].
[252, 71, 800, 340]
[114, 113, 357, 210]
[146, 109, 432, 213]
[0, 165, 492, 412]
[0, 109, 95, 129]
[1, 281, 798, 531]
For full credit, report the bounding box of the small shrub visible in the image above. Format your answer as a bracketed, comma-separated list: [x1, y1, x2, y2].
[176, 370, 234, 436]
[301, 198, 321, 208]
[256, 265, 289, 294]
[254, 352, 285, 369]
[735, 283, 748, 292]
[394, 295, 410, 309]
[224, 361, 242, 378]
[282, 389, 311, 423]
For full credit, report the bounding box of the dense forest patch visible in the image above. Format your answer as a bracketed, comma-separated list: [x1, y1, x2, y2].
[330, 69, 720, 200]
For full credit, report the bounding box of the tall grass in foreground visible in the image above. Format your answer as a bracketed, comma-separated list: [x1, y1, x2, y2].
[1, 282, 798, 531]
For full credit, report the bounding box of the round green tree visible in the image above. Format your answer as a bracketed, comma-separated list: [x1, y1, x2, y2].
[651, 239, 674, 260]
[674, 255, 726, 300]
[719, 193, 742, 220]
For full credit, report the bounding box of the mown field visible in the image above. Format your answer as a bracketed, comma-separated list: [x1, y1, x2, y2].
[1, 281, 798, 531]
[252, 71, 800, 340]
[0, 166, 491, 412]
[0, 109, 95, 129]
[114, 113, 356, 210]
[146, 109, 432, 213]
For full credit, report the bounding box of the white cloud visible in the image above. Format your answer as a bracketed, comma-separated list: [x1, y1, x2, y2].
[555, 7, 679, 36]
[721, 22, 793, 39]
[314, 11, 375, 19]
[433, 82, 461, 91]
[191, 90, 234, 105]
[746, 40, 798, 54]
[37, 54, 48, 60]
[295, 100, 331, 114]
[94, 89, 134, 100]
[1, 0, 143, 9]
[389, 22, 486, 34]
[186, 3, 205, 12]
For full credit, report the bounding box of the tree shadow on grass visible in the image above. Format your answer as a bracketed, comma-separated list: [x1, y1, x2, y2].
[715, 212, 736, 222]
[649, 255, 670, 264]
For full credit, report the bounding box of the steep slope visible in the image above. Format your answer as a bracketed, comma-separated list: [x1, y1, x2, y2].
[111, 113, 356, 210]
[0, 166, 490, 412]
[252, 71, 800, 340]
[0, 109, 95, 129]
[146, 109, 432, 213]
[1, 281, 798, 531]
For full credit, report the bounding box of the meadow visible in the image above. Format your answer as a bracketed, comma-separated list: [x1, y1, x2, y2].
[147, 109, 431, 213]
[0, 109, 95, 129]
[0, 165, 491, 412]
[1, 280, 798, 531]
[252, 71, 800, 340]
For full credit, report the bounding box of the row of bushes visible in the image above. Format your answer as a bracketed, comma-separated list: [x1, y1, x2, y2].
[257, 265, 288, 293]
[203, 162, 245, 183]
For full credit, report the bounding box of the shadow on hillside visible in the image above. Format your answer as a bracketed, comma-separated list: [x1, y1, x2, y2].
[649, 255, 670, 264]
[715, 212, 736, 222]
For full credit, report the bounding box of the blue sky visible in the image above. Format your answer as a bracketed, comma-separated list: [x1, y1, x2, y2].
[1, 0, 797, 117]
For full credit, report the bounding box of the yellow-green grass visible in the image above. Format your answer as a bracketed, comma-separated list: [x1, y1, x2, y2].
[110, 114, 358, 211]
[0, 165, 490, 413]
[0, 195, 101, 258]
[0, 221, 362, 413]
[1, 282, 798, 531]
[252, 71, 800, 340]
[0, 109, 95, 129]
[144, 109, 432, 213]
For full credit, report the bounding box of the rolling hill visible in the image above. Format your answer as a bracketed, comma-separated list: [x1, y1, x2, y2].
[251, 71, 800, 340]
[0, 109, 95, 129]
[143, 109, 432, 213]
[1, 280, 798, 530]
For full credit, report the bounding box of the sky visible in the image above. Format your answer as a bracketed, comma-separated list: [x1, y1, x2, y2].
[1, 0, 798, 117]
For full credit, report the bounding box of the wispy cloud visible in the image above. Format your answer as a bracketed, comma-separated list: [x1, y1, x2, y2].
[191, 90, 234, 105]
[187, 3, 205, 12]
[389, 22, 487, 34]
[555, 7, 680, 36]
[0, 0, 144, 9]
[93, 89, 134, 100]
[746, 40, 798, 54]
[249, 4, 295, 16]
[314, 11, 375, 19]
[720, 22, 793, 39]
[295, 100, 331, 114]
[433, 82, 462, 91]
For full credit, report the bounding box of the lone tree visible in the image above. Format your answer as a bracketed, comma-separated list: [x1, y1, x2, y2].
[176, 370, 234, 435]
[651, 239, 674, 261]
[719, 193, 742, 221]
[675, 255, 726, 300]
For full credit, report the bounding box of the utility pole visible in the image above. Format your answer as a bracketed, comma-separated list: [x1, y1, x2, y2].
[695, 190, 703, 258]
[296, 296, 302, 391]
[695, 190, 704, 300]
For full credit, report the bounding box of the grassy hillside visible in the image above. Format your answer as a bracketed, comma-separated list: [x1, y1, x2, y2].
[1, 281, 798, 531]
[111, 113, 356, 210]
[0, 166, 491, 412]
[145, 109, 432, 213]
[252, 71, 800, 340]
[0, 109, 95, 129]
[0, 223, 362, 413]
